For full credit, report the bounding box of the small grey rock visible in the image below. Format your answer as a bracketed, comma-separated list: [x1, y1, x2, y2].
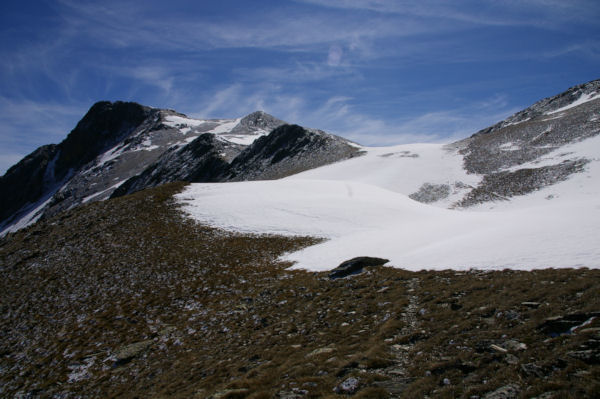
[334, 377, 360, 394]
[483, 384, 520, 399]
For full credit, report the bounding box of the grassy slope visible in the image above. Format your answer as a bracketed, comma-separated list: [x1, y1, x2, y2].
[0, 183, 598, 398]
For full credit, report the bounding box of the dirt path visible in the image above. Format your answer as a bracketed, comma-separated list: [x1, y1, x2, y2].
[373, 277, 421, 397]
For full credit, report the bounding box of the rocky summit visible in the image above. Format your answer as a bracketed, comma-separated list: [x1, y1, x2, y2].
[0, 80, 599, 398]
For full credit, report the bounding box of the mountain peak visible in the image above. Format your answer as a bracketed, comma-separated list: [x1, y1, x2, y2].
[232, 111, 286, 133]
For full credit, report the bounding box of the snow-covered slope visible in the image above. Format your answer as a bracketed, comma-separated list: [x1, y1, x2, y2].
[176, 134, 600, 271]
[176, 80, 600, 271]
[286, 143, 480, 207]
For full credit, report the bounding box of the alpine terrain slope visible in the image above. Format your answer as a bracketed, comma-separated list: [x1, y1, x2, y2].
[0, 104, 358, 235]
[1, 79, 600, 399]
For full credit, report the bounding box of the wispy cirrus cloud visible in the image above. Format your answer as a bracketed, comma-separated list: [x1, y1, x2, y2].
[0, 0, 597, 174]
[294, 0, 600, 28]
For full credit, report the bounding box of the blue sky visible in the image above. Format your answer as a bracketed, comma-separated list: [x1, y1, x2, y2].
[1, 0, 599, 174]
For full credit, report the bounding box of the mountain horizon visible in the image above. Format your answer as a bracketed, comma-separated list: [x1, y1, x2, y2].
[2, 78, 599, 238]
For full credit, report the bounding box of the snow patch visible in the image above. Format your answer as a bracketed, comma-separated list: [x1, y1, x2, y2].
[546, 92, 600, 115]
[163, 115, 208, 129]
[97, 143, 126, 166]
[287, 143, 479, 207]
[207, 118, 240, 134]
[219, 132, 267, 145]
[498, 142, 521, 151]
[504, 117, 531, 127]
[82, 180, 127, 203]
[1, 196, 54, 235]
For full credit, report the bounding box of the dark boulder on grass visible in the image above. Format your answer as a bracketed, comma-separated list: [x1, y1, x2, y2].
[329, 257, 389, 279]
[537, 312, 600, 337]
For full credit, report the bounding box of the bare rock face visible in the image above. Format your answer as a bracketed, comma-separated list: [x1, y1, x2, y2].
[229, 110, 285, 135]
[225, 124, 360, 181]
[0, 101, 152, 228]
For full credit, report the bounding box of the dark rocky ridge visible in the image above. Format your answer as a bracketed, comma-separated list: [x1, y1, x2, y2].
[457, 159, 589, 206]
[0, 101, 153, 227]
[225, 124, 359, 181]
[468, 80, 600, 140]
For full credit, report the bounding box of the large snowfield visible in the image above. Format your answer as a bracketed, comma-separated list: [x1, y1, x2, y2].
[176, 136, 600, 272]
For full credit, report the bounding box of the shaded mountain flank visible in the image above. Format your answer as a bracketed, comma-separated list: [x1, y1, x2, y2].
[0, 102, 152, 227]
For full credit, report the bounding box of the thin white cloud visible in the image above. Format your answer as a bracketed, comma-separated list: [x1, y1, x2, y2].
[295, 0, 600, 27]
[129, 66, 174, 94]
[54, 0, 447, 53]
[327, 45, 344, 66]
[0, 96, 87, 174]
[181, 81, 518, 147]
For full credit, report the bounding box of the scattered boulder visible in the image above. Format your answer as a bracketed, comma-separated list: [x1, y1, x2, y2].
[520, 363, 545, 378]
[504, 354, 519, 365]
[306, 346, 336, 358]
[483, 384, 520, 399]
[567, 348, 600, 364]
[209, 388, 250, 399]
[521, 302, 541, 308]
[329, 257, 389, 279]
[503, 340, 527, 352]
[278, 388, 309, 398]
[537, 312, 600, 336]
[112, 340, 153, 367]
[334, 377, 360, 394]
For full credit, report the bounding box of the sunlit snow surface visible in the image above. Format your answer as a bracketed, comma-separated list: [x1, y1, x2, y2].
[176, 137, 600, 271]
